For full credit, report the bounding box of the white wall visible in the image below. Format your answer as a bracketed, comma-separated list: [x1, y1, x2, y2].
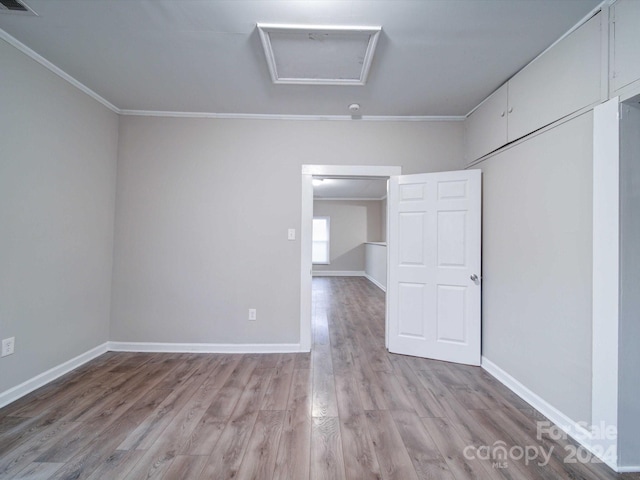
[365, 243, 387, 290]
[111, 116, 463, 345]
[618, 100, 640, 466]
[479, 112, 593, 424]
[313, 200, 383, 273]
[0, 39, 118, 394]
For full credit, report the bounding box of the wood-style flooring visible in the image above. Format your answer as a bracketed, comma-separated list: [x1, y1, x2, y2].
[0, 277, 638, 479]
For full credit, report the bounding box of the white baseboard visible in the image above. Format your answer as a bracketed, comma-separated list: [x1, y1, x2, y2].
[481, 356, 632, 472]
[364, 274, 386, 292]
[618, 466, 640, 473]
[312, 270, 365, 277]
[0, 342, 109, 409]
[1, 341, 304, 408]
[107, 341, 304, 354]
[2, 343, 636, 472]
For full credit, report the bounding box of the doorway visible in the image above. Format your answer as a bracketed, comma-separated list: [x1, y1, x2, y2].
[299, 165, 402, 351]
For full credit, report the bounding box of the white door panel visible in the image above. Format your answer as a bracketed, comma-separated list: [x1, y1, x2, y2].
[388, 170, 481, 365]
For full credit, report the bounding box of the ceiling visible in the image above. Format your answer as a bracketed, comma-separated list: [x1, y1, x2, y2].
[314, 178, 387, 200]
[0, 0, 600, 117]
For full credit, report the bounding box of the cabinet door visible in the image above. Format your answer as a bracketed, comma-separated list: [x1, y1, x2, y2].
[507, 12, 602, 142]
[464, 83, 508, 164]
[611, 0, 640, 96]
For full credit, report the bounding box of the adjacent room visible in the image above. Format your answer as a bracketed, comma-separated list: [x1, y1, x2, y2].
[312, 177, 387, 289]
[1, 0, 639, 478]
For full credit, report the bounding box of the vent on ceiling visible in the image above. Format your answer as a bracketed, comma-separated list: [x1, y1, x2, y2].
[257, 23, 381, 86]
[0, 0, 36, 15]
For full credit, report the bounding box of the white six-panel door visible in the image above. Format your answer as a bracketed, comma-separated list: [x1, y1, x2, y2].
[388, 170, 481, 365]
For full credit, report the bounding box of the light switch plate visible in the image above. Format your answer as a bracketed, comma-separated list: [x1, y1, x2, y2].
[288, 228, 296, 240]
[1, 337, 15, 357]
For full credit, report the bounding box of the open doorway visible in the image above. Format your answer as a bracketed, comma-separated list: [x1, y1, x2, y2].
[299, 165, 402, 351]
[312, 177, 387, 279]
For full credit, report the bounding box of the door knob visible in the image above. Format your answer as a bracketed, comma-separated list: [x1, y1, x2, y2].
[470, 274, 479, 282]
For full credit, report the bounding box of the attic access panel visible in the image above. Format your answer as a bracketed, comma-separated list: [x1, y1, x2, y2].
[257, 23, 381, 86]
[0, 0, 37, 15]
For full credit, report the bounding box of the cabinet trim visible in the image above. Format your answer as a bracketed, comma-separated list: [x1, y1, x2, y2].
[465, 103, 599, 168]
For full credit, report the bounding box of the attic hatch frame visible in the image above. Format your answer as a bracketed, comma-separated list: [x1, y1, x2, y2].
[257, 23, 382, 86]
[0, 0, 37, 15]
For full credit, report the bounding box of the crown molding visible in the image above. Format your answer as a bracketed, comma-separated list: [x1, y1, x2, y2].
[1, 27, 464, 122]
[0, 28, 120, 113]
[119, 110, 465, 122]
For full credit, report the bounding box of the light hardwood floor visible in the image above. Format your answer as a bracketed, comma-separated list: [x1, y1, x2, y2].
[0, 277, 638, 479]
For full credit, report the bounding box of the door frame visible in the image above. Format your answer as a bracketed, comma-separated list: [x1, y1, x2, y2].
[300, 165, 402, 351]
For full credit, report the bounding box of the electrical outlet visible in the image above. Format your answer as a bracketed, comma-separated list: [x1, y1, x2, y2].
[248, 309, 257, 321]
[1, 337, 15, 357]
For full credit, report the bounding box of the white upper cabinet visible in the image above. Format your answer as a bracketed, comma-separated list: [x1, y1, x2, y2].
[507, 12, 602, 142]
[465, 83, 508, 164]
[465, 12, 602, 164]
[611, 0, 640, 99]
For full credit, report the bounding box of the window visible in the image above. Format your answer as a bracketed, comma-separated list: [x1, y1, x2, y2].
[312, 216, 330, 264]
